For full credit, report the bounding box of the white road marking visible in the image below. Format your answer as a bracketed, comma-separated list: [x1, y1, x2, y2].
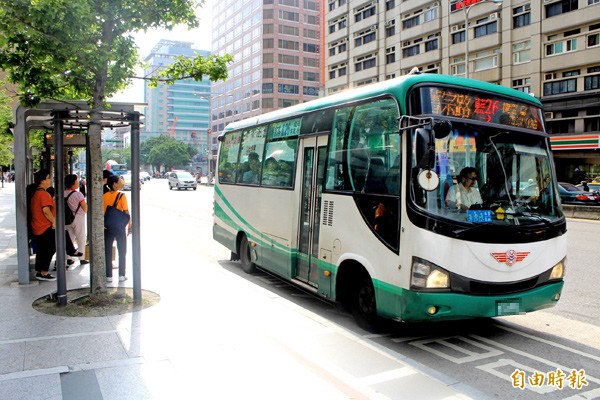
[476, 358, 557, 394]
[494, 323, 600, 363]
[358, 367, 417, 385]
[410, 336, 503, 364]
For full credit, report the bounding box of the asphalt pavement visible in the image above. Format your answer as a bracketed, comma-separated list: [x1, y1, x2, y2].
[0, 181, 478, 400]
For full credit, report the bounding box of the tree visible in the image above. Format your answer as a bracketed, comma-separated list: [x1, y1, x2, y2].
[0, 0, 231, 294]
[140, 135, 171, 167]
[0, 82, 13, 168]
[148, 141, 191, 170]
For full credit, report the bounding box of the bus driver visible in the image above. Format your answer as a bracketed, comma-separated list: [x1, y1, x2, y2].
[445, 167, 483, 210]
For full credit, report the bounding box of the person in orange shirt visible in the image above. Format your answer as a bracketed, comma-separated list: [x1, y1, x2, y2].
[103, 175, 131, 283]
[30, 169, 56, 281]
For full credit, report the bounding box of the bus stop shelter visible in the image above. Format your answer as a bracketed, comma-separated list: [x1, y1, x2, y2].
[13, 100, 143, 303]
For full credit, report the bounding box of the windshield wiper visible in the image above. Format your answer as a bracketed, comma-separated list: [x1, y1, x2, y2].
[506, 211, 554, 228]
[451, 222, 493, 238]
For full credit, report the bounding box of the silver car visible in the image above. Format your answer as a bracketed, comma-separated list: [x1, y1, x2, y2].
[168, 171, 197, 190]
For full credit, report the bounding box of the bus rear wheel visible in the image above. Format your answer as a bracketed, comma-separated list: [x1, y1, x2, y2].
[239, 235, 256, 274]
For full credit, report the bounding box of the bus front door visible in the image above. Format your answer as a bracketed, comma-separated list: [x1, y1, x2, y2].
[296, 135, 328, 287]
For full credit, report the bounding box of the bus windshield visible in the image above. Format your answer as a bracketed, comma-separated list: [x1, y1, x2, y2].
[410, 122, 563, 226]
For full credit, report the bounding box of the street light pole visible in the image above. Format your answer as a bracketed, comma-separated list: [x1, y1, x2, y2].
[459, 0, 503, 79]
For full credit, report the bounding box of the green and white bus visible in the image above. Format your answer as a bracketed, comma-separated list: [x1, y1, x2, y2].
[213, 74, 566, 328]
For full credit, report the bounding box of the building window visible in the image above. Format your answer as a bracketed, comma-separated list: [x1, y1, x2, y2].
[355, 55, 376, 72]
[386, 20, 396, 37]
[512, 40, 531, 64]
[329, 1, 335, 11]
[423, 4, 438, 22]
[588, 32, 600, 48]
[303, 71, 319, 81]
[263, 68, 274, 78]
[355, 5, 376, 22]
[473, 50, 499, 72]
[474, 21, 497, 38]
[279, 69, 299, 79]
[543, 78, 577, 95]
[513, 4, 531, 28]
[546, 0, 578, 18]
[585, 74, 600, 90]
[339, 0, 347, 5]
[452, 30, 465, 44]
[278, 84, 299, 94]
[303, 86, 319, 96]
[279, 54, 299, 65]
[339, 19, 347, 29]
[304, 57, 320, 67]
[262, 83, 274, 94]
[402, 44, 420, 58]
[402, 15, 420, 29]
[263, 98, 274, 109]
[279, 10, 299, 22]
[512, 77, 531, 94]
[355, 30, 377, 47]
[425, 38, 438, 52]
[589, 0, 600, 4]
[303, 43, 319, 53]
[279, 39, 300, 51]
[386, 47, 396, 64]
[546, 38, 577, 56]
[386, 0, 395, 10]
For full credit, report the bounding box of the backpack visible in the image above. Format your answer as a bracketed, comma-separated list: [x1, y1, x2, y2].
[65, 191, 81, 225]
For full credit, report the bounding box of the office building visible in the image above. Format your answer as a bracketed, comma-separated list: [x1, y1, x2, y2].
[210, 0, 324, 152]
[325, 0, 600, 180]
[143, 40, 212, 173]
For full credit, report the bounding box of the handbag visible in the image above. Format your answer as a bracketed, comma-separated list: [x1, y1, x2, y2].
[104, 192, 130, 231]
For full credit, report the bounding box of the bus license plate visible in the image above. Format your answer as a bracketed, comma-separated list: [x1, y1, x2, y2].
[496, 300, 521, 316]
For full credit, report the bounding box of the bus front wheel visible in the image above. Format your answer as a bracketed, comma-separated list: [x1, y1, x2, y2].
[239, 235, 256, 274]
[352, 277, 381, 332]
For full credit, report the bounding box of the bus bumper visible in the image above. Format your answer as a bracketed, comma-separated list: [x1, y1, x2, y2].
[390, 281, 564, 322]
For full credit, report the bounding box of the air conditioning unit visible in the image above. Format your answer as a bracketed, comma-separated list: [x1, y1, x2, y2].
[489, 13, 498, 20]
[385, 20, 394, 27]
[544, 112, 554, 119]
[451, 25, 459, 32]
[545, 73, 557, 80]
[403, 41, 410, 47]
[370, 25, 378, 31]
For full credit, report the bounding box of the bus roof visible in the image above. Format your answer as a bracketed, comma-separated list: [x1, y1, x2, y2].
[224, 74, 542, 133]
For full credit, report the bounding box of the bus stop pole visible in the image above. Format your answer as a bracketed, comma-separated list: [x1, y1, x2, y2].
[53, 111, 68, 306]
[130, 113, 142, 301]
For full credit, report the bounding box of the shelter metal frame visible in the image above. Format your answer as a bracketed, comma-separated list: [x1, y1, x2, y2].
[13, 101, 143, 303]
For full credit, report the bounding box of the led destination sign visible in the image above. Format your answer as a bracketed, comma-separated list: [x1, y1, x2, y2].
[418, 87, 544, 132]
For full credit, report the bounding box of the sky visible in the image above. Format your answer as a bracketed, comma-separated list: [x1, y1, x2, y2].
[109, 0, 214, 103]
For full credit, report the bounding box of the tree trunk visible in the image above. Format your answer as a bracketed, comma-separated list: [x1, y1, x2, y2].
[87, 115, 107, 294]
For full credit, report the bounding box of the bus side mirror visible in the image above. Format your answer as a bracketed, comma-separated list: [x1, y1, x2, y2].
[415, 127, 440, 191]
[415, 127, 434, 169]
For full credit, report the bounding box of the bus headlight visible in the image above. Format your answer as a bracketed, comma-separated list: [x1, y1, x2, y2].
[549, 257, 566, 280]
[411, 258, 450, 289]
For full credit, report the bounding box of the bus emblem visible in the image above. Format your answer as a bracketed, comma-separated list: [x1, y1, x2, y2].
[491, 250, 529, 266]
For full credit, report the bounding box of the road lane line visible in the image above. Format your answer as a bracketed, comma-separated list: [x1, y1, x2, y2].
[494, 323, 600, 363]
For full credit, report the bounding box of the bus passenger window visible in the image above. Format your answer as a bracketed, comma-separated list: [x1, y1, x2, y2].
[217, 131, 241, 184]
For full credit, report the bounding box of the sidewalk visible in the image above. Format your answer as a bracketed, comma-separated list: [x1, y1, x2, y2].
[0, 182, 477, 400]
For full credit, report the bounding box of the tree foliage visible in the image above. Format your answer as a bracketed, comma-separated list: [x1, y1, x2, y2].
[148, 139, 191, 170]
[0, 0, 231, 293]
[0, 83, 12, 167]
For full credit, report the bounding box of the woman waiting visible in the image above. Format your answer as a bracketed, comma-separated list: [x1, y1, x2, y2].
[103, 175, 131, 282]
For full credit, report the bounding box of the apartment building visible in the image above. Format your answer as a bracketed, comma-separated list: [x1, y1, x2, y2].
[325, 0, 600, 180]
[210, 0, 323, 153]
[143, 40, 212, 172]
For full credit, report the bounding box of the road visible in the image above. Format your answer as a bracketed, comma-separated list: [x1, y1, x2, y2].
[137, 178, 600, 400]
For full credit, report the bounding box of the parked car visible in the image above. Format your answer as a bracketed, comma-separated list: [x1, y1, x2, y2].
[557, 182, 600, 205]
[168, 171, 197, 190]
[576, 182, 600, 194]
